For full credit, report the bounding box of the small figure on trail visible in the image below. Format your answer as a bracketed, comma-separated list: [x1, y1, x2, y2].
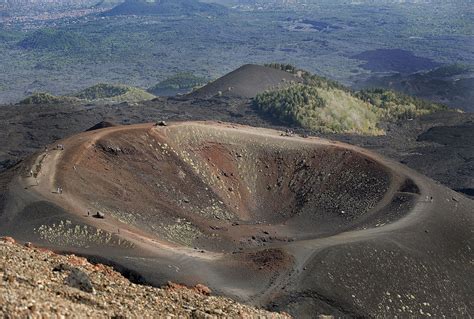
[57, 187, 63, 194]
[29, 170, 33, 177]
[87, 210, 90, 216]
[281, 128, 294, 137]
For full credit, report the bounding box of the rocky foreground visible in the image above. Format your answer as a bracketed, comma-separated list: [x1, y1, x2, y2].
[0, 237, 289, 318]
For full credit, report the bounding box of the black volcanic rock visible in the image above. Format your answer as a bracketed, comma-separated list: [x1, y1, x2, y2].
[417, 123, 474, 147]
[352, 49, 440, 74]
[103, 0, 227, 16]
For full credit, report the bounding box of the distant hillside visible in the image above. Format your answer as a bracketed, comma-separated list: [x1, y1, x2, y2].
[73, 83, 155, 103]
[190, 64, 303, 99]
[93, 0, 125, 8]
[254, 66, 447, 135]
[103, 0, 226, 16]
[18, 84, 155, 105]
[148, 73, 208, 96]
[18, 93, 81, 105]
[354, 64, 474, 112]
[0, 30, 23, 42]
[18, 29, 91, 52]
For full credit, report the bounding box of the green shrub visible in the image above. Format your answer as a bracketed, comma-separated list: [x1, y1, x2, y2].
[355, 88, 447, 120]
[264, 63, 298, 74]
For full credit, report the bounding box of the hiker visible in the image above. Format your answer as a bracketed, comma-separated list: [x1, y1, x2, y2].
[29, 170, 33, 177]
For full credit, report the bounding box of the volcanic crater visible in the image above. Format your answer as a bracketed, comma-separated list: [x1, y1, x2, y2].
[51, 122, 412, 253]
[2, 121, 471, 317]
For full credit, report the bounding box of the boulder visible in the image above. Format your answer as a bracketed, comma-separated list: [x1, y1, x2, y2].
[156, 121, 167, 127]
[65, 268, 95, 294]
[94, 212, 105, 219]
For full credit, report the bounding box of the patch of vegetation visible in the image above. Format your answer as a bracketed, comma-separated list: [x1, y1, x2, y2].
[18, 29, 92, 52]
[162, 220, 203, 246]
[74, 83, 129, 99]
[19, 92, 80, 105]
[254, 70, 448, 134]
[73, 83, 155, 102]
[148, 73, 208, 95]
[355, 88, 448, 120]
[265, 63, 347, 91]
[35, 220, 134, 248]
[264, 63, 298, 74]
[425, 63, 473, 78]
[255, 83, 382, 135]
[18, 84, 155, 105]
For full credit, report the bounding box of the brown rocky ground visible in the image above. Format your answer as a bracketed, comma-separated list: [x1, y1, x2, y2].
[0, 237, 290, 318]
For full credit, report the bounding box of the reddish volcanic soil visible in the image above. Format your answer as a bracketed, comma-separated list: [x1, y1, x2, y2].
[0, 121, 472, 317]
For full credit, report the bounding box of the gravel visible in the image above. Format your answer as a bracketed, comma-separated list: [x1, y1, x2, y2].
[0, 237, 290, 318]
